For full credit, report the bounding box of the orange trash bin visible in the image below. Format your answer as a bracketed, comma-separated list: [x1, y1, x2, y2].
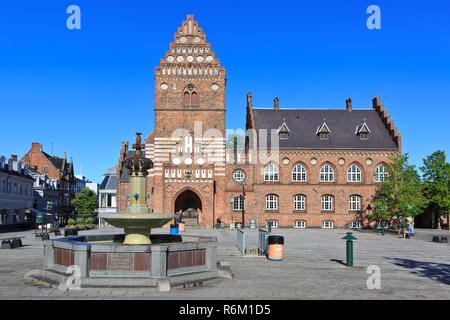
[178, 222, 185, 232]
[267, 235, 284, 261]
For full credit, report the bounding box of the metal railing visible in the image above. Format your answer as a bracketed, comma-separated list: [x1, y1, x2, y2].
[236, 228, 269, 256]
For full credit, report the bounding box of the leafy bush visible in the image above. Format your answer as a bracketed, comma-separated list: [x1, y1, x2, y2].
[67, 218, 76, 226]
[86, 217, 94, 225]
[76, 217, 85, 225]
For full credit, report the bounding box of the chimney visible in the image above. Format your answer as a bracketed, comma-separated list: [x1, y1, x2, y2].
[11, 155, 18, 162]
[246, 92, 252, 108]
[31, 142, 42, 151]
[346, 98, 352, 111]
[274, 97, 279, 110]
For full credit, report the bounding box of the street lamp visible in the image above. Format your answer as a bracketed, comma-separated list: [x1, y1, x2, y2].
[240, 181, 246, 229]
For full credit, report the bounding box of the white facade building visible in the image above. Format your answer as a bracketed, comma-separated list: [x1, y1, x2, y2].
[0, 156, 34, 227]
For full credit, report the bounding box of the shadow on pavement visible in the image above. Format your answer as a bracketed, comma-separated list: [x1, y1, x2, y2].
[386, 257, 450, 285]
[329, 259, 347, 266]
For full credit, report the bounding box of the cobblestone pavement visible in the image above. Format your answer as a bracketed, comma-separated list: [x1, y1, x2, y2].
[0, 226, 449, 300]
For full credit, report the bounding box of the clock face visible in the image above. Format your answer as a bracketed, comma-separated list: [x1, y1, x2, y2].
[184, 158, 193, 165]
[211, 83, 219, 91]
[172, 158, 181, 165]
[187, 56, 194, 63]
[196, 158, 205, 165]
[194, 36, 201, 43]
[197, 56, 204, 62]
[179, 36, 187, 43]
[160, 83, 168, 90]
[176, 56, 184, 62]
[206, 56, 213, 63]
[166, 56, 174, 62]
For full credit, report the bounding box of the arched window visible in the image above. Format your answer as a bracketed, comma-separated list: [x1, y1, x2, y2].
[347, 164, 362, 182]
[264, 164, 279, 181]
[294, 220, 306, 228]
[374, 164, 388, 182]
[265, 194, 278, 210]
[320, 164, 334, 182]
[321, 195, 333, 211]
[294, 194, 306, 211]
[191, 92, 198, 105]
[292, 163, 306, 182]
[183, 92, 190, 105]
[349, 195, 361, 211]
[183, 84, 199, 106]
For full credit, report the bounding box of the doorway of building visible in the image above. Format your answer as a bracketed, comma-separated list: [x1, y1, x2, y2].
[174, 189, 202, 226]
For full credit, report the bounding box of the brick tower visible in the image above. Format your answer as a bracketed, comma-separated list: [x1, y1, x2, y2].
[118, 15, 227, 226]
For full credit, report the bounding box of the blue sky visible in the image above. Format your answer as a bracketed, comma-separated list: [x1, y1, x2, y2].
[0, 0, 449, 183]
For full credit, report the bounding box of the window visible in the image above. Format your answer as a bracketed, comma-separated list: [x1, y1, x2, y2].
[349, 195, 361, 211]
[374, 165, 388, 182]
[349, 221, 361, 229]
[319, 132, 329, 140]
[321, 195, 333, 211]
[322, 221, 334, 228]
[264, 164, 279, 181]
[347, 164, 362, 182]
[233, 196, 243, 211]
[266, 220, 278, 228]
[320, 164, 334, 182]
[294, 195, 306, 211]
[292, 163, 306, 182]
[294, 220, 306, 228]
[44, 167, 48, 173]
[183, 84, 199, 106]
[265, 194, 278, 210]
[359, 133, 369, 140]
[233, 170, 245, 183]
[280, 132, 289, 140]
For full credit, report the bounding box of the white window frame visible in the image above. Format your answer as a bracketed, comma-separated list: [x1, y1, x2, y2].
[264, 164, 279, 181]
[292, 163, 307, 182]
[265, 194, 278, 210]
[349, 221, 361, 229]
[347, 164, 362, 182]
[349, 195, 361, 211]
[320, 164, 334, 182]
[321, 195, 333, 211]
[233, 196, 243, 211]
[374, 165, 388, 182]
[294, 220, 306, 228]
[322, 220, 334, 229]
[294, 194, 306, 211]
[233, 170, 245, 183]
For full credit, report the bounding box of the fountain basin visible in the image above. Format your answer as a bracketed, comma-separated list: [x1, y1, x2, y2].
[25, 233, 232, 292]
[100, 213, 176, 245]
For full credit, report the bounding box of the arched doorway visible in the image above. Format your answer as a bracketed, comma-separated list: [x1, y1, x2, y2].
[174, 189, 202, 226]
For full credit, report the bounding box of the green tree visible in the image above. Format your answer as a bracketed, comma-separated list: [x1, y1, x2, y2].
[71, 188, 98, 216]
[369, 153, 426, 230]
[420, 150, 450, 230]
[225, 133, 245, 152]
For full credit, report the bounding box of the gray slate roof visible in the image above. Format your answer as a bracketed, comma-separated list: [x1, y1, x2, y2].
[252, 109, 398, 150]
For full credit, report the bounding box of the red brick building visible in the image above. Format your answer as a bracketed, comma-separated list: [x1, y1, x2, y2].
[21, 142, 76, 223]
[117, 15, 401, 229]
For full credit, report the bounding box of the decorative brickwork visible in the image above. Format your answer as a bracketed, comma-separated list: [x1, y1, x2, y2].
[117, 15, 400, 229]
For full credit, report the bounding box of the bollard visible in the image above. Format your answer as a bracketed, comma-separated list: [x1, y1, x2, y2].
[342, 232, 357, 267]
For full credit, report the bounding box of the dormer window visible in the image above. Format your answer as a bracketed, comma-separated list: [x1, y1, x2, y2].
[277, 120, 290, 140]
[356, 122, 370, 140]
[316, 122, 330, 140]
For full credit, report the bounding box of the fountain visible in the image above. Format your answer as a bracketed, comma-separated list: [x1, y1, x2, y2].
[25, 133, 232, 292]
[100, 133, 176, 245]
